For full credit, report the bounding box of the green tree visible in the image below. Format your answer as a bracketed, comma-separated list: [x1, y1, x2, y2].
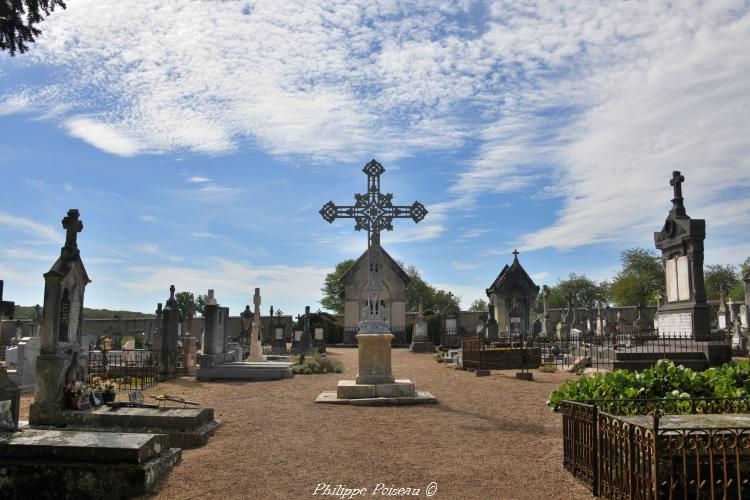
[174, 291, 195, 319]
[402, 263, 460, 311]
[319, 259, 356, 314]
[1, 0, 66, 56]
[704, 264, 739, 301]
[610, 247, 665, 306]
[547, 273, 610, 308]
[468, 298, 488, 312]
[195, 294, 207, 316]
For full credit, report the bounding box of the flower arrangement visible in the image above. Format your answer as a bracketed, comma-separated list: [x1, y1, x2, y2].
[63, 380, 86, 397]
[103, 337, 113, 350]
[90, 377, 118, 403]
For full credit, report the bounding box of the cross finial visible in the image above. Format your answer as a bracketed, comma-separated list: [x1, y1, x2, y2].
[512, 249, 519, 260]
[169, 285, 175, 300]
[62, 208, 83, 251]
[670, 170, 685, 208]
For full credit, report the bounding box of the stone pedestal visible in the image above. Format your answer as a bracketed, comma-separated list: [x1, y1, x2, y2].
[317, 331, 436, 405]
[355, 334, 395, 385]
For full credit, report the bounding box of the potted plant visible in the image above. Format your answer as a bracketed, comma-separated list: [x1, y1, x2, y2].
[63, 380, 86, 409]
[101, 379, 117, 403]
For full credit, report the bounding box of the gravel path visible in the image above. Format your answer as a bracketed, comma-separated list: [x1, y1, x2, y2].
[20, 348, 591, 500]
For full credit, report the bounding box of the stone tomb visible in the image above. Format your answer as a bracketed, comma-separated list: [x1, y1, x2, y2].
[196, 288, 293, 381]
[28, 210, 219, 449]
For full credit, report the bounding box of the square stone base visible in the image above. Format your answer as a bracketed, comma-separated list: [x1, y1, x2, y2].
[315, 390, 437, 406]
[337, 379, 416, 399]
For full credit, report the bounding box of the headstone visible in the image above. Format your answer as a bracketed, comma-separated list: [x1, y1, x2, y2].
[0, 366, 20, 431]
[240, 305, 252, 344]
[295, 306, 313, 354]
[31, 304, 42, 337]
[654, 171, 711, 338]
[410, 301, 436, 352]
[718, 286, 730, 330]
[198, 290, 234, 370]
[540, 285, 552, 336]
[29, 209, 91, 425]
[159, 285, 180, 379]
[294, 330, 302, 342]
[247, 288, 263, 362]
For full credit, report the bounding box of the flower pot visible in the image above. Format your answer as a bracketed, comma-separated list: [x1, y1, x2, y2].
[67, 395, 80, 409]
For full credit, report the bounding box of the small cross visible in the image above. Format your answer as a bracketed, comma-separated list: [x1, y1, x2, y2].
[512, 249, 519, 260]
[670, 171, 685, 203]
[62, 209, 83, 249]
[169, 285, 175, 301]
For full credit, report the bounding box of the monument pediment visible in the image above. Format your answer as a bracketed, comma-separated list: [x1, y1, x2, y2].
[486, 256, 539, 296]
[340, 243, 410, 287]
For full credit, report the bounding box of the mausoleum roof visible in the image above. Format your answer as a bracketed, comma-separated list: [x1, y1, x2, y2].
[340, 243, 410, 286]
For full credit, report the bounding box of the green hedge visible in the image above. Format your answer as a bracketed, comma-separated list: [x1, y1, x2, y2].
[548, 359, 750, 412]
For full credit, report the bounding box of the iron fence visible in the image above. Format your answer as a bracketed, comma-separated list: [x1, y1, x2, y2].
[560, 398, 750, 499]
[88, 349, 159, 392]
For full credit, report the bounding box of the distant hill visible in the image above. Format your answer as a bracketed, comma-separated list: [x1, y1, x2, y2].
[6, 306, 155, 320]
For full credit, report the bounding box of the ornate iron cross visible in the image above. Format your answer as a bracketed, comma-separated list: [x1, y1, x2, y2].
[320, 159, 427, 248]
[319, 159, 428, 333]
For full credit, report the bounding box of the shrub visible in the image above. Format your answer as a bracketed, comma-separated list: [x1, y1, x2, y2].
[293, 354, 344, 374]
[547, 359, 750, 412]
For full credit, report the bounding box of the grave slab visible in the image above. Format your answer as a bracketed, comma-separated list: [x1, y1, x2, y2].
[197, 361, 294, 381]
[0, 428, 181, 500]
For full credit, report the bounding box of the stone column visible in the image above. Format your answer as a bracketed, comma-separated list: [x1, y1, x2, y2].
[248, 288, 263, 362]
[159, 285, 180, 379]
[355, 333, 395, 385]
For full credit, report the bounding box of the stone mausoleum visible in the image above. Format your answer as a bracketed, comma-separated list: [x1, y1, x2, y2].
[486, 250, 540, 337]
[340, 243, 410, 344]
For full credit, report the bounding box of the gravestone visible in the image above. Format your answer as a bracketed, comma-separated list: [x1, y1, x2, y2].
[248, 288, 264, 362]
[198, 290, 240, 372]
[441, 298, 461, 348]
[294, 306, 314, 354]
[654, 171, 711, 338]
[557, 293, 573, 339]
[410, 301, 436, 352]
[718, 286, 730, 330]
[0, 366, 20, 431]
[313, 326, 326, 354]
[159, 285, 181, 379]
[486, 300, 499, 340]
[271, 308, 286, 352]
[240, 305, 253, 346]
[540, 285, 552, 336]
[29, 209, 91, 425]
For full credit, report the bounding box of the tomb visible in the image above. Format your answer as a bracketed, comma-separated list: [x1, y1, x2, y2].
[410, 301, 436, 352]
[316, 160, 436, 405]
[486, 250, 540, 338]
[196, 288, 293, 381]
[27, 210, 219, 449]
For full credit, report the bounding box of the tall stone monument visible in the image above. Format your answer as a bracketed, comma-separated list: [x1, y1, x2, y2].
[30, 209, 91, 424]
[410, 301, 435, 352]
[317, 159, 435, 404]
[654, 171, 711, 338]
[159, 285, 181, 379]
[248, 288, 264, 362]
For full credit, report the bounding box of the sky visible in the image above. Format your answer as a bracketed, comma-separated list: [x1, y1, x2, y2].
[1, 0, 749, 316]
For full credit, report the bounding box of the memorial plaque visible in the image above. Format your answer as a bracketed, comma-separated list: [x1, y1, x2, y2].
[58, 289, 70, 342]
[294, 330, 302, 341]
[445, 318, 457, 333]
[275, 328, 284, 340]
[314, 328, 324, 341]
[677, 255, 690, 301]
[666, 258, 678, 302]
[0, 399, 13, 430]
[658, 312, 692, 338]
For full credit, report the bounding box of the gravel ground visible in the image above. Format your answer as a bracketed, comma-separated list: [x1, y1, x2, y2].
[20, 348, 592, 500]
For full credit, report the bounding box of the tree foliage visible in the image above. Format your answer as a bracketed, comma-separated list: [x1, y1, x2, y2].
[1, 0, 66, 56]
[468, 298, 488, 312]
[174, 291, 195, 319]
[705, 264, 740, 301]
[546, 273, 610, 309]
[319, 259, 356, 314]
[610, 247, 665, 306]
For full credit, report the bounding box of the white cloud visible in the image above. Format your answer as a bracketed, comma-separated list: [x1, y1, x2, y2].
[0, 248, 56, 261]
[139, 215, 157, 223]
[134, 243, 160, 255]
[0, 93, 31, 115]
[452, 261, 482, 272]
[0, 212, 60, 243]
[531, 271, 551, 282]
[187, 176, 210, 184]
[64, 116, 141, 157]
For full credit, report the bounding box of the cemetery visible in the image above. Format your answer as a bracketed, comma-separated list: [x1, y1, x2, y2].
[1, 4, 749, 498]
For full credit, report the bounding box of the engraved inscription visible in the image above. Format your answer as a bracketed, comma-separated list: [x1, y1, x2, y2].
[658, 312, 693, 338]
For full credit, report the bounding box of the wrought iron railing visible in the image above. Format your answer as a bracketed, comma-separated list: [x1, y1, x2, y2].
[88, 349, 159, 392]
[560, 398, 750, 498]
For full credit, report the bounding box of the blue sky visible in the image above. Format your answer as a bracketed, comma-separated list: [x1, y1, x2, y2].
[1, 1, 749, 315]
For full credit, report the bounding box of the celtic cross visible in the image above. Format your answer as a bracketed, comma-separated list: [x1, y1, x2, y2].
[320, 159, 428, 333]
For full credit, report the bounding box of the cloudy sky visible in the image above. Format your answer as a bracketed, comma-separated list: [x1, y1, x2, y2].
[1, 0, 749, 315]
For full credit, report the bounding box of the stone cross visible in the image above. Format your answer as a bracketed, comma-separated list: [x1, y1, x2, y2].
[248, 288, 263, 361]
[169, 285, 176, 302]
[0, 280, 15, 319]
[62, 209, 83, 250]
[512, 249, 519, 260]
[670, 170, 685, 203]
[320, 159, 427, 332]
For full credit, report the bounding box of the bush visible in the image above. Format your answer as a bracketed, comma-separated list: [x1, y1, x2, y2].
[293, 354, 344, 374]
[547, 359, 750, 412]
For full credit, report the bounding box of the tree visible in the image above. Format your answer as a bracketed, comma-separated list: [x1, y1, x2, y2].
[704, 264, 739, 301]
[1, 1, 66, 56]
[547, 273, 610, 308]
[195, 294, 207, 316]
[319, 259, 356, 314]
[610, 247, 665, 306]
[402, 263, 460, 311]
[468, 298, 488, 312]
[174, 291, 195, 319]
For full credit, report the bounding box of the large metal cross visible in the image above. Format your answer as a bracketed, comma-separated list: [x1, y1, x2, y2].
[319, 159, 428, 333]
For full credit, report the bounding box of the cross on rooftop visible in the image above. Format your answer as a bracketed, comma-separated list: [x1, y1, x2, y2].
[320, 159, 427, 248]
[62, 209, 83, 249]
[512, 249, 519, 259]
[670, 171, 685, 204]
